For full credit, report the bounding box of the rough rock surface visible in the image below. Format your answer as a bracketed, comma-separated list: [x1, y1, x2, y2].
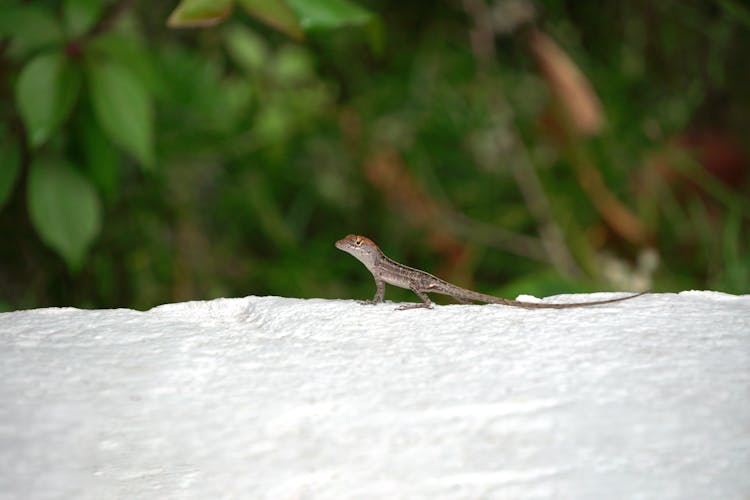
[1, 292, 748, 499]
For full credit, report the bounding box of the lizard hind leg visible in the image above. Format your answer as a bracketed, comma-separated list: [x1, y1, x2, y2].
[397, 289, 434, 310]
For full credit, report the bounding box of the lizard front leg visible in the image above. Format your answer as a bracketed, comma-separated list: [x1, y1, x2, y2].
[397, 289, 434, 310]
[359, 278, 386, 305]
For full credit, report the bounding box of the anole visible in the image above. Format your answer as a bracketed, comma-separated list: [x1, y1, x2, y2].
[336, 234, 645, 310]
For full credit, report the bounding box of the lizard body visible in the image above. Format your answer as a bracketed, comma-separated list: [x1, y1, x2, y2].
[335, 234, 645, 310]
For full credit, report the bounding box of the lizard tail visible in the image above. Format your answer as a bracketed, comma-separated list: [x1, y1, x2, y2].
[437, 284, 647, 308]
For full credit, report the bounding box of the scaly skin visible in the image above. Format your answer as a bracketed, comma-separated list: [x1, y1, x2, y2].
[335, 234, 646, 310]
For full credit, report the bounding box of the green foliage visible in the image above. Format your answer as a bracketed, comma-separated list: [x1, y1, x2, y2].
[286, 0, 373, 30]
[27, 160, 101, 271]
[168, 0, 234, 28]
[63, 0, 103, 36]
[15, 50, 81, 147]
[86, 59, 155, 168]
[0, 4, 64, 58]
[224, 24, 269, 72]
[78, 114, 120, 201]
[0, 137, 21, 206]
[0, 0, 748, 310]
[236, 0, 303, 39]
[168, 0, 374, 37]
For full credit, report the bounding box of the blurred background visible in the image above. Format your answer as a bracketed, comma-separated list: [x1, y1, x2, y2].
[1, 0, 748, 311]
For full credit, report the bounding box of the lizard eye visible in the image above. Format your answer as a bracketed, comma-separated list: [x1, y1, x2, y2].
[355, 238, 362, 246]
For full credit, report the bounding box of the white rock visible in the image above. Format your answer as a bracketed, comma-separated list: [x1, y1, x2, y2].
[0, 292, 748, 499]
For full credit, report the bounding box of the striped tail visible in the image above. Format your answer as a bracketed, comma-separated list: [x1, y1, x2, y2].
[433, 284, 646, 308]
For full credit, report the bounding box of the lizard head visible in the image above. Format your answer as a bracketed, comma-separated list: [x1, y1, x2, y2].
[335, 234, 382, 267]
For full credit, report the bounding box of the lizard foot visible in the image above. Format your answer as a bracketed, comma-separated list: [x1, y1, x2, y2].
[396, 303, 433, 311]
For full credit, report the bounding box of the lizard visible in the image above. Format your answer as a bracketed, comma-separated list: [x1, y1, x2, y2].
[335, 234, 646, 310]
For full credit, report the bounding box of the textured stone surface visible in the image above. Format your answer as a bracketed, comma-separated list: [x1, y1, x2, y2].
[1, 292, 749, 499]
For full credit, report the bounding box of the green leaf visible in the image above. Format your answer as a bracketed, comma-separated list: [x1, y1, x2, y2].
[286, 0, 372, 30]
[15, 51, 81, 147]
[80, 112, 120, 201]
[63, 0, 103, 36]
[0, 138, 21, 206]
[237, 0, 304, 40]
[254, 102, 290, 143]
[224, 24, 269, 73]
[27, 159, 101, 271]
[87, 60, 155, 168]
[167, 0, 234, 28]
[0, 5, 64, 58]
[87, 34, 163, 97]
[272, 45, 314, 83]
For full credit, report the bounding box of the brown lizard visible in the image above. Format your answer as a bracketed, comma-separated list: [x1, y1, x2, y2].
[336, 234, 646, 310]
